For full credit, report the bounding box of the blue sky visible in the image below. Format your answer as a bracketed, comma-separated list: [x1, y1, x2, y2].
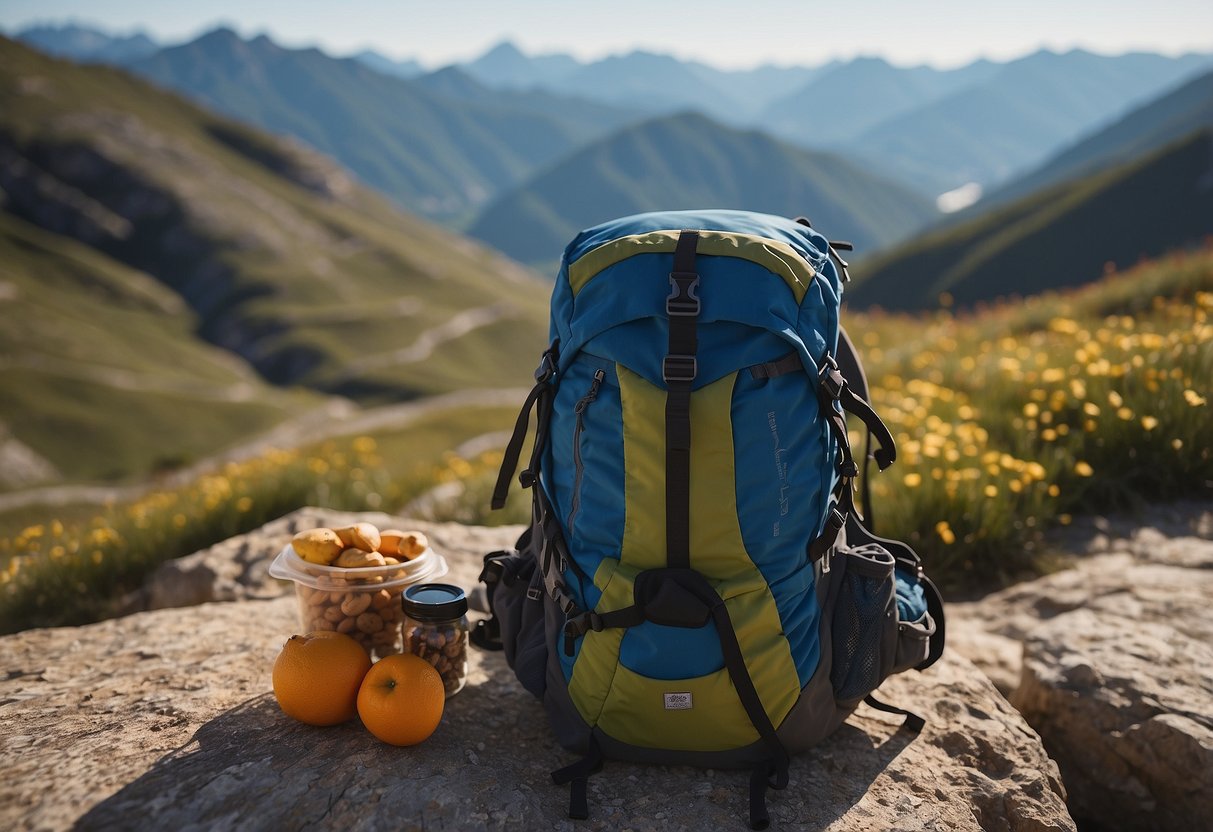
[2, 0, 1211, 69]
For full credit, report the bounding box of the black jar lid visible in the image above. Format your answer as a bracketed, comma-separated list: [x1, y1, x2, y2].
[403, 583, 468, 621]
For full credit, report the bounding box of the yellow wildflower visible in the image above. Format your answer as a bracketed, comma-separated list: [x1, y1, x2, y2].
[935, 521, 956, 545]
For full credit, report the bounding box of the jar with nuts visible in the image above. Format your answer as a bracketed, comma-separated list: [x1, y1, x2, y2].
[401, 584, 469, 697]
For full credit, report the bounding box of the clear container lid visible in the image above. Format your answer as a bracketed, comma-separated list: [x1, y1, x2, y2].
[268, 544, 449, 590]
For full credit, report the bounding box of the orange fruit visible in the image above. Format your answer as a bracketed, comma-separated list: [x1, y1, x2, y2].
[357, 653, 445, 746]
[272, 631, 371, 726]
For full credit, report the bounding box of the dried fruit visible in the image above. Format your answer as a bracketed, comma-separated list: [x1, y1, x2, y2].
[291, 528, 344, 565]
[334, 523, 381, 553]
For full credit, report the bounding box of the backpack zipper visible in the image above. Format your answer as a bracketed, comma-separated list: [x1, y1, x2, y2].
[568, 368, 606, 540]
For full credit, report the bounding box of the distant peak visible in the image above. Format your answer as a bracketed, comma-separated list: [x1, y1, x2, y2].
[483, 40, 525, 59]
[848, 55, 892, 67]
[193, 26, 244, 48]
[198, 25, 241, 41]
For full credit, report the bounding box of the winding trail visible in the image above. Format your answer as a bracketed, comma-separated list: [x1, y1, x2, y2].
[0, 387, 527, 512]
[340, 304, 512, 376]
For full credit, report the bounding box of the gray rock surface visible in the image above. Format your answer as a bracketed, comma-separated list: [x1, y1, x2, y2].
[947, 501, 1213, 831]
[947, 502, 1213, 696]
[1013, 610, 1213, 832]
[2, 517, 1074, 831]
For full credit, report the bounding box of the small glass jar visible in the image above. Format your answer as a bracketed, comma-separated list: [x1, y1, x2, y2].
[402, 583, 469, 697]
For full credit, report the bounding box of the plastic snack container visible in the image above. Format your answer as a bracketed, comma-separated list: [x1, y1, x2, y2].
[269, 545, 449, 660]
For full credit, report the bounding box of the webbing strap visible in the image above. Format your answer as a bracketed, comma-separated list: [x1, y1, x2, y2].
[491, 342, 559, 510]
[747, 351, 803, 380]
[836, 327, 876, 525]
[551, 735, 603, 820]
[707, 597, 789, 790]
[840, 385, 895, 471]
[863, 694, 925, 733]
[809, 351, 898, 561]
[665, 230, 700, 570]
[749, 763, 783, 831]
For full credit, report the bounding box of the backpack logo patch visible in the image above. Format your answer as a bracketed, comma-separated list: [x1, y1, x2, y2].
[768, 410, 790, 537]
[663, 692, 693, 710]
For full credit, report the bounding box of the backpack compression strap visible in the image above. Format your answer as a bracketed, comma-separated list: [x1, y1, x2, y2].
[836, 326, 879, 527]
[809, 352, 896, 562]
[665, 230, 700, 569]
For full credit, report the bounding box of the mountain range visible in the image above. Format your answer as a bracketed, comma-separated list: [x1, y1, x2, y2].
[454, 40, 1212, 194]
[14, 22, 158, 64]
[7, 23, 1213, 307]
[469, 112, 938, 268]
[8, 24, 1208, 228]
[758, 56, 1001, 146]
[842, 49, 1213, 195]
[982, 67, 1213, 207]
[125, 28, 635, 222]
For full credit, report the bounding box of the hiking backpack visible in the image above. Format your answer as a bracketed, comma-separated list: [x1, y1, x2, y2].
[474, 210, 946, 829]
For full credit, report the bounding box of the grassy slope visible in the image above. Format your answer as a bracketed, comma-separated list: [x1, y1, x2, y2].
[469, 111, 938, 267]
[0, 37, 550, 487]
[0, 212, 320, 486]
[846, 247, 1212, 585]
[847, 129, 1213, 311]
[0, 36, 550, 400]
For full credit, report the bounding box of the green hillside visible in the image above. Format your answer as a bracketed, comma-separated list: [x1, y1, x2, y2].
[985, 68, 1213, 207]
[0, 36, 550, 488]
[847, 129, 1213, 310]
[127, 29, 623, 221]
[0, 212, 322, 487]
[469, 111, 938, 268]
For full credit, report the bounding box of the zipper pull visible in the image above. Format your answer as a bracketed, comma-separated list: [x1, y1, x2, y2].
[574, 369, 606, 414]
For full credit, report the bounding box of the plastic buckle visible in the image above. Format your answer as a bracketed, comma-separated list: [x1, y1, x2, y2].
[518, 469, 536, 488]
[564, 615, 585, 638]
[526, 586, 542, 601]
[554, 590, 577, 616]
[818, 354, 845, 399]
[663, 354, 697, 383]
[820, 506, 846, 575]
[478, 553, 508, 585]
[534, 349, 557, 383]
[666, 272, 701, 317]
